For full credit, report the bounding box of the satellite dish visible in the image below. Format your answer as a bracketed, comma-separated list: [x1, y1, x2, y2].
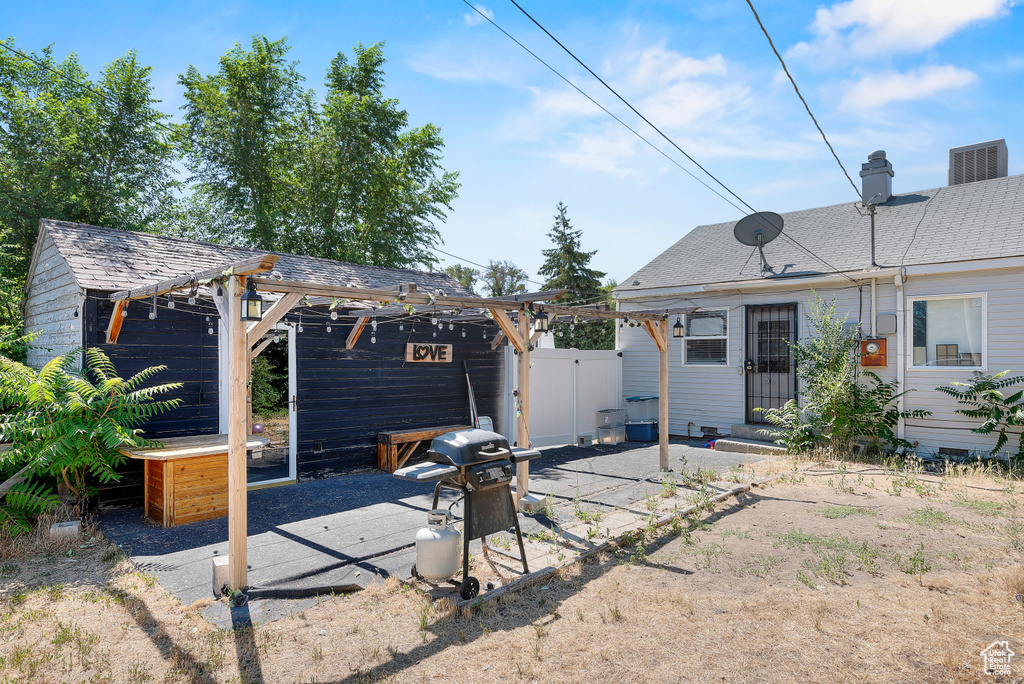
[734, 211, 784, 276]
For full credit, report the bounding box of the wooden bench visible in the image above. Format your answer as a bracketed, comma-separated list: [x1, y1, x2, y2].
[377, 425, 471, 473]
[121, 434, 269, 527]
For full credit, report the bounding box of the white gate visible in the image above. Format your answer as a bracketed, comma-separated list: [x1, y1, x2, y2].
[502, 348, 623, 448]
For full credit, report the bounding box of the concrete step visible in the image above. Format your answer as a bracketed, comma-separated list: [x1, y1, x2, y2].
[712, 437, 787, 455]
[729, 423, 785, 441]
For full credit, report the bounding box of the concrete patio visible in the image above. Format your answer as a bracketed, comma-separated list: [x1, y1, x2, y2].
[98, 438, 763, 626]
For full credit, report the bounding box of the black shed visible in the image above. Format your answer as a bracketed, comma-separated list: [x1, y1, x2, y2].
[23, 219, 506, 507]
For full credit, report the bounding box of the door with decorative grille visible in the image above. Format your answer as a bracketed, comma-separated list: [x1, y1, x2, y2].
[745, 304, 797, 423]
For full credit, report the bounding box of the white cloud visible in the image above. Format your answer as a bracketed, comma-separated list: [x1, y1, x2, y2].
[463, 4, 493, 27]
[790, 0, 1012, 64]
[840, 64, 978, 108]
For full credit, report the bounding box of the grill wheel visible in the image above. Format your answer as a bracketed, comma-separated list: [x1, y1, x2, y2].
[459, 577, 480, 600]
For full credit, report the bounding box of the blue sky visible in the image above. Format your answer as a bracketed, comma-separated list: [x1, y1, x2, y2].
[6, 1, 1023, 288]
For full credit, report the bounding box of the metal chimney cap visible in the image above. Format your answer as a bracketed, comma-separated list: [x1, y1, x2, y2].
[867, 150, 886, 162]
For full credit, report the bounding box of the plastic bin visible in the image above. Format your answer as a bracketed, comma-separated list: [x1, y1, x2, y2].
[597, 408, 626, 428]
[625, 420, 658, 442]
[598, 426, 626, 444]
[625, 396, 659, 422]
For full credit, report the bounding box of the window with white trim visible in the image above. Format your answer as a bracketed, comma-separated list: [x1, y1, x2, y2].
[909, 294, 985, 368]
[683, 309, 728, 365]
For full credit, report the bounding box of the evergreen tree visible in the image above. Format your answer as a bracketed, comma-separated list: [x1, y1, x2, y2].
[537, 202, 614, 350]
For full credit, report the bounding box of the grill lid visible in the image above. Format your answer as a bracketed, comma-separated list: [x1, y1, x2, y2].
[428, 429, 511, 466]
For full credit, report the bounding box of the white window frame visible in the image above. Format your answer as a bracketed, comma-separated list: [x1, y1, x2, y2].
[906, 292, 987, 371]
[682, 308, 730, 367]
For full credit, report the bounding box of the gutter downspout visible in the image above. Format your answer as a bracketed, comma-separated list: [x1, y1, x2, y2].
[895, 271, 905, 441]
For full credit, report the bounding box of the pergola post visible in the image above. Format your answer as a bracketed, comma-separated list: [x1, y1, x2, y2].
[227, 275, 248, 590]
[658, 320, 670, 471]
[515, 309, 531, 501]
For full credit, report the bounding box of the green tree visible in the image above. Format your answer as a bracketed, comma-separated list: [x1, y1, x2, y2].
[481, 260, 528, 297]
[537, 202, 613, 350]
[0, 41, 178, 337]
[442, 264, 478, 294]
[178, 38, 459, 269]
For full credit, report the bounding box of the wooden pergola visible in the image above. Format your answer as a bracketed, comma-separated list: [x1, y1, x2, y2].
[110, 256, 692, 590]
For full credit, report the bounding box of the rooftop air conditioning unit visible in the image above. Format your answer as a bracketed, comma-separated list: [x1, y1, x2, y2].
[948, 139, 1008, 186]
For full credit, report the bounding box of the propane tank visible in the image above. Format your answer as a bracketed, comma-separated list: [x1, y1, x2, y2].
[415, 509, 462, 581]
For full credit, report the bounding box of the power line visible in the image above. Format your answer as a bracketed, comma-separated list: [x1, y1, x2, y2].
[500, 1, 856, 283]
[458, 1, 749, 215]
[743, 0, 862, 201]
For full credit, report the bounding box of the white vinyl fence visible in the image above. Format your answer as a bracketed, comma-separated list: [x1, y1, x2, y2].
[502, 347, 623, 448]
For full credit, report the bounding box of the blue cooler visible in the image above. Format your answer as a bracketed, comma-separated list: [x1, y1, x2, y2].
[624, 396, 659, 441]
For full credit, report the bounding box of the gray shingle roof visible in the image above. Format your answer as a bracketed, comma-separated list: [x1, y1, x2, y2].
[41, 219, 472, 296]
[618, 173, 1024, 292]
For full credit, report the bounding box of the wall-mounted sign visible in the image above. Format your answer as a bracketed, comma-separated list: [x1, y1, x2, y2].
[405, 343, 453, 363]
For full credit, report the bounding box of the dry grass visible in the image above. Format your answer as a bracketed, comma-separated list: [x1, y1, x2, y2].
[0, 457, 1021, 682]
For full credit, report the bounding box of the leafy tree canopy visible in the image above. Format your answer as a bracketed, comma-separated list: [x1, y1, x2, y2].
[442, 264, 478, 294]
[177, 38, 460, 269]
[0, 40, 178, 337]
[481, 260, 528, 297]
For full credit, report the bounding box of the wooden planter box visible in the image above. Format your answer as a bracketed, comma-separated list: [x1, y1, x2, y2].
[122, 435, 269, 527]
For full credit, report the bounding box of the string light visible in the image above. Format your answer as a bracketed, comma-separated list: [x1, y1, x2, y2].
[167, 293, 175, 309]
[371, 332, 376, 344]
[399, 322, 404, 331]
[448, 319, 454, 331]
[297, 312, 303, 333]
[331, 310, 338, 321]
[432, 329, 437, 338]
[326, 323, 332, 333]
[206, 315, 214, 335]
[461, 326, 466, 338]
[430, 314, 438, 326]
[188, 279, 198, 306]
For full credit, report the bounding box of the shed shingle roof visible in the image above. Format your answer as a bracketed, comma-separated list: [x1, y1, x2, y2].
[618, 173, 1024, 292]
[41, 219, 472, 296]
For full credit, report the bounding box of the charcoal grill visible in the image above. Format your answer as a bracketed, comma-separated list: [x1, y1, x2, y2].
[393, 428, 540, 599]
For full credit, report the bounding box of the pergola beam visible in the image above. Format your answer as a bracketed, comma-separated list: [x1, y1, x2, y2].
[488, 308, 524, 353]
[346, 317, 370, 350]
[108, 255, 280, 302]
[247, 292, 303, 345]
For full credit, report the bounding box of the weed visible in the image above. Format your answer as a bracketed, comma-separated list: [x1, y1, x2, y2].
[796, 569, 816, 589]
[694, 543, 724, 571]
[903, 507, 959, 529]
[895, 542, 932, 584]
[46, 583, 65, 601]
[661, 474, 678, 498]
[0, 563, 18, 577]
[819, 505, 876, 519]
[720, 527, 752, 539]
[855, 544, 881, 575]
[728, 554, 780, 578]
[951, 496, 1006, 516]
[642, 493, 660, 512]
[127, 660, 152, 683]
[807, 550, 849, 585]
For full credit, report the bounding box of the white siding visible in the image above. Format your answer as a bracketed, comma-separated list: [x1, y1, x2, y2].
[901, 268, 1024, 454]
[23, 232, 82, 368]
[621, 268, 1024, 456]
[620, 281, 899, 436]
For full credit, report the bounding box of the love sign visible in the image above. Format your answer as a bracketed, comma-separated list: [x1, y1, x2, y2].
[404, 343, 453, 363]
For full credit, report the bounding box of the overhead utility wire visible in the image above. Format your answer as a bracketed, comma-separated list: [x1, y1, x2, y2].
[459, 1, 747, 215]
[501, 1, 856, 283]
[743, 0, 862, 201]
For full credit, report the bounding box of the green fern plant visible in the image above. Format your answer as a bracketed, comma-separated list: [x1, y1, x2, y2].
[0, 480, 60, 533]
[936, 371, 1024, 460]
[0, 346, 182, 512]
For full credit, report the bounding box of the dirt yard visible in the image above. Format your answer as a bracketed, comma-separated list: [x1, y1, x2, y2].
[1, 458, 1021, 683]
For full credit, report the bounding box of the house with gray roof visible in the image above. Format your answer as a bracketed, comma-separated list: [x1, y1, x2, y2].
[614, 139, 1023, 457]
[23, 219, 504, 506]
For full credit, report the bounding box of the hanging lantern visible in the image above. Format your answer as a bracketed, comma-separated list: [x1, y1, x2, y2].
[533, 310, 549, 333]
[673, 315, 685, 339]
[240, 280, 263, 321]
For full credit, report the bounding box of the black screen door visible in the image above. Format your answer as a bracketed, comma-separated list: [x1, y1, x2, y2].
[745, 304, 797, 423]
